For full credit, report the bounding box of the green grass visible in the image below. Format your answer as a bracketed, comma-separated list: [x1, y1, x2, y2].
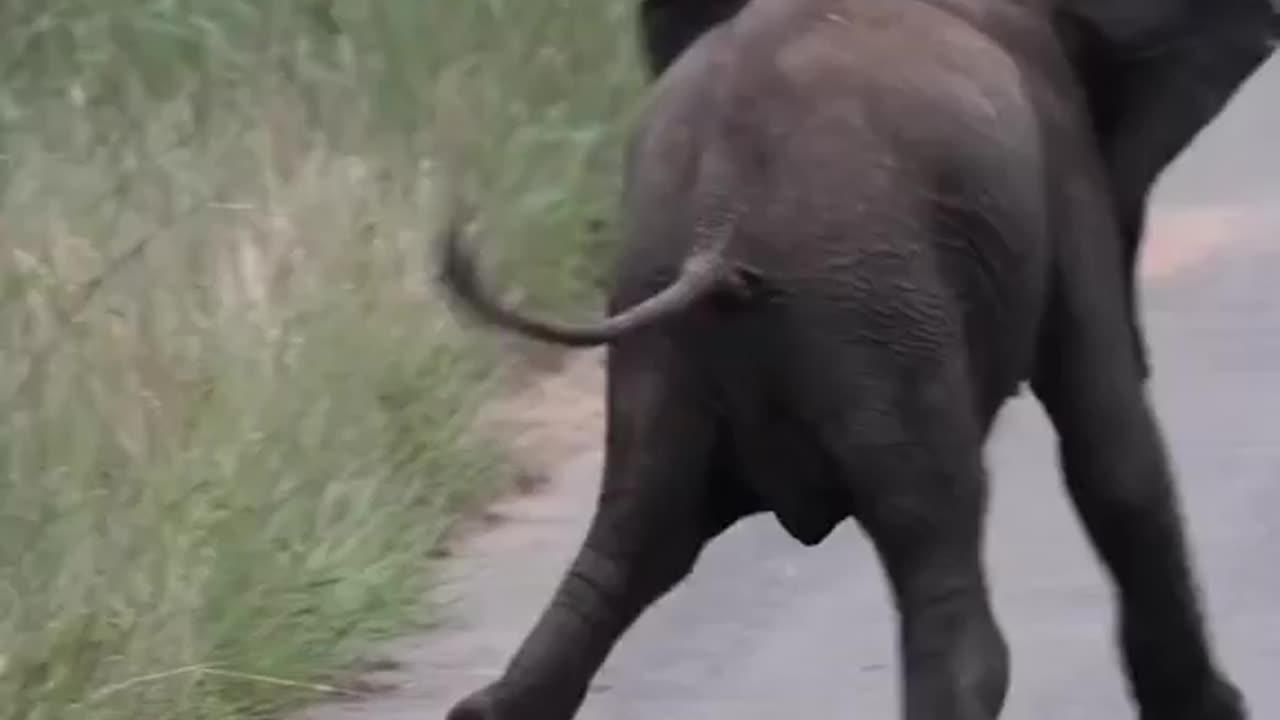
[0, 2, 644, 718]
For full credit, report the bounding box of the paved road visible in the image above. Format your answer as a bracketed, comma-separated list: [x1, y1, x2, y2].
[298, 56, 1279, 720]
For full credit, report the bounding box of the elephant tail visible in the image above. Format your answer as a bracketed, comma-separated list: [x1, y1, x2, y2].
[440, 151, 757, 348]
[435, 197, 759, 348]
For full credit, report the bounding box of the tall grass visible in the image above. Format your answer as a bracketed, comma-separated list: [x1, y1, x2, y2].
[0, 2, 644, 718]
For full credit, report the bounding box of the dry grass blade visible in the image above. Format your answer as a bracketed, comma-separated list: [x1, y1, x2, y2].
[83, 665, 368, 705]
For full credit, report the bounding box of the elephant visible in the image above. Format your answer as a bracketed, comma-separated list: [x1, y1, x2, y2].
[640, 0, 1280, 378]
[437, 1, 1277, 718]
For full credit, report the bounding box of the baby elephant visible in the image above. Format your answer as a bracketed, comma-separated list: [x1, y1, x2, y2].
[439, 0, 1245, 717]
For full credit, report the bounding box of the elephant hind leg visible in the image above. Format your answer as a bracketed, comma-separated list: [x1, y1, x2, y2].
[824, 362, 1009, 720]
[447, 349, 743, 720]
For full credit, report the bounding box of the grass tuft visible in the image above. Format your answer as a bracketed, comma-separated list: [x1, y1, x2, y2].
[0, 1, 643, 718]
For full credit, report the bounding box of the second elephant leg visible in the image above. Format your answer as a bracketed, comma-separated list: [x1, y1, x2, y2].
[828, 373, 1010, 720]
[448, 356, 741, 720]
[1033, 289, 1244, 720]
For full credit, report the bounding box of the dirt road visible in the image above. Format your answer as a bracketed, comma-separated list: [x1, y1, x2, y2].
[297, 56, 1279, 719]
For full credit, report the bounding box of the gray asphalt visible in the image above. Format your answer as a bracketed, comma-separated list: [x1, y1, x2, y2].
[297, 56, 1279, 720]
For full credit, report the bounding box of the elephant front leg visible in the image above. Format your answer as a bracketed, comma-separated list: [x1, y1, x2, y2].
[446, 360, 730, 720]
[1032, 263, 1245, 720]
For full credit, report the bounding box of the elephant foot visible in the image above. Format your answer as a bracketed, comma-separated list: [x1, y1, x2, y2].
[446, 683, 587, 720]
[1140, 675, 1247, 720]
[445, 687, 503, 720]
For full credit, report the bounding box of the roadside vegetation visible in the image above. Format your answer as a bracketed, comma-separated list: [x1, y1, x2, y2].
[0, 2, 641, 718]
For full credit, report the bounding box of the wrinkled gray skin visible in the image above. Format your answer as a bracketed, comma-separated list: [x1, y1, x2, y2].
[438, 1, 1278, 719]
[641, 0, 1279, 377]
